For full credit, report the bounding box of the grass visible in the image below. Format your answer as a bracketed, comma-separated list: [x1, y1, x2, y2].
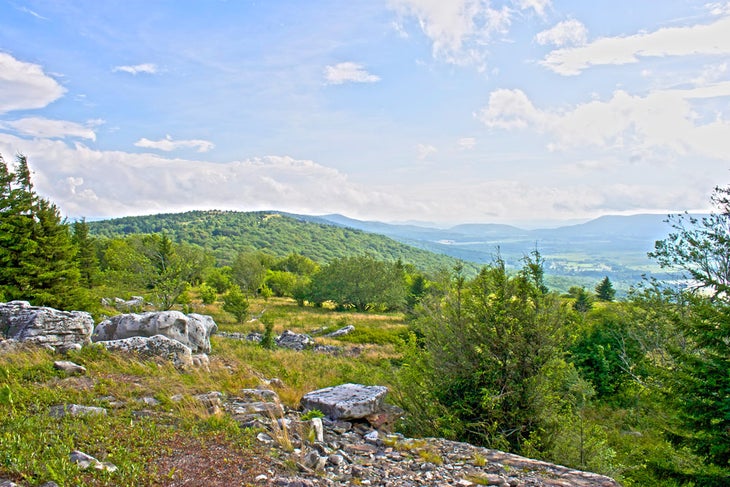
[0, 296, 405, 485]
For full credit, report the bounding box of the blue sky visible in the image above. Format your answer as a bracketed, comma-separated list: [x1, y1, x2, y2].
[1, 0, 730, 227]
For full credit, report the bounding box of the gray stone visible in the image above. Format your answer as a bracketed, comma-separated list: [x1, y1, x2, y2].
[301, 383, 388, 420]
[49, 404, 107, 418]
[325, 325, 355, 338]
[95, 334, 193, 367]
[276, 330, 313, 350]
[92, 311, 217, 353]
[310, 417, 324, 443]
[0, 301, 93, 350]
[53, 360, 86, 375]
[69, 450, 118, 472]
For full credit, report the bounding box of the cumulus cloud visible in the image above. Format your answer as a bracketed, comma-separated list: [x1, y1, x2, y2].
[324, 62, 381, 85]
[0, 52, 66, 114]
[477, 84, 730, 161]
[540, 14, 730, 75]
[0, 133, 414, 220]
[112, 63, 158, 75]
[0, 117, 97, 140]
[134, 135, 215, 153]
[535, 19, 587, 47]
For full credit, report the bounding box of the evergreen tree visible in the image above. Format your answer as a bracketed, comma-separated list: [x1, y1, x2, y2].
[572, 287, 594, 312]
[0, 154, 80, 308]
[72, 219, 99, 289]
[594, 277, 615, 302]
[650, 186, 730, 472]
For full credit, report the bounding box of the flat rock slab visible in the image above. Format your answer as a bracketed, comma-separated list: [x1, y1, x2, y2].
[300, 383, 388, 420]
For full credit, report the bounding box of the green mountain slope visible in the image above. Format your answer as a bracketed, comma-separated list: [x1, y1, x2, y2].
[87, 210, 464, 272]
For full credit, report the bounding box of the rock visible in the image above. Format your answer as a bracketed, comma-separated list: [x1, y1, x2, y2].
[195, 391, 224, 415]
[275, 330, 313, 350]
[69, 450, 118, 472]
[91, 311, 217, 354]
[49, 404, 107, 418]
[0, 480, 20, 487]
[301, 383, 388, 420]
[191, 353, 210, 370]
[53, 360, 86, 375]
[325, 325, 355, 337]
[0, 301, 93, 350]
[310, 417, 324, 443]
[365, 403, 404, 431]
[226, 388, 284, 422]
[95, 334, 193, 367]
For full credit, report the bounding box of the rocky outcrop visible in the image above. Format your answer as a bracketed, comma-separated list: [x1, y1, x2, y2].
[92, 311, 217, 354]
[222, 385, 622, 487]
[0, 301, 93, 351]
[301, 383, 389, 420]
[95, 334, 194, 368]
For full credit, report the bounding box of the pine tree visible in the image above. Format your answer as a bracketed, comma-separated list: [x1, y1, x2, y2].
[594, 276, 615, 302]
[72, 219, 99, 289]
[0, 154, 80, 308]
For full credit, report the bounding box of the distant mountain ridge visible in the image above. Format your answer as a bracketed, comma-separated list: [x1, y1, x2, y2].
[88, 210, 694, 294]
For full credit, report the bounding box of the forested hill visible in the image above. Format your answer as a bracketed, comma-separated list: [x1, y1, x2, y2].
[87, 210, 462, 272]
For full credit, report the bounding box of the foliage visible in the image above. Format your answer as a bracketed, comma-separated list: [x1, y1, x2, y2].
[87, 210, 462, 273]
[571, 286, 594, 312]
[402, 257, 572, 452]
[222, 285, 250, 323]
[198, 282, 217, 304]
[307, 255, 407, 311]
[595, 276, 616, 302]
[0, 154, 81, 309]
[646, 185, 730, 479]
[99, 234, 212, 310]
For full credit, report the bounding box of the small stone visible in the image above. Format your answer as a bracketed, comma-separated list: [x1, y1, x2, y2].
[255, 474, 268, 482]
[53, 360, 86, 375]
[328, 453, 345, 466]
[310, 417, 324, 443]
[257, 432, 273, 443]
[69, 450, 117, 472]
[364, 430, 379, 443]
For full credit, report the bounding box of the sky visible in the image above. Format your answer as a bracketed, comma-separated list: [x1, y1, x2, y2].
[1, 0, 730, 227]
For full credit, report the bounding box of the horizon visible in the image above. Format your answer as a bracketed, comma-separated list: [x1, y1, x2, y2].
[80, 207, 700, 232]
[1, 1, 728, 225]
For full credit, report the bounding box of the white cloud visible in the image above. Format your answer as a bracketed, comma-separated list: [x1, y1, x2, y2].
[112, 63, 158, 75]
[416, 143, 437, 159]
[457, 137, 476, 149]
[1, 117, 96, 140]
[535, 19, 587, 47]
[0, 52, 66, 114]
[0, 134, 420, 221]
[512, 0, 551, 18]
[134, 135, 214, 153]
[541, 15, 730, 75]
[477, 84, 730, 161]
[390, 0, 512, 70]
[324, 62, 381, 85]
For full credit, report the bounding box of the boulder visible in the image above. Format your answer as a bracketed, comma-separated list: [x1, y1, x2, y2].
[0, 301, 93, 350]
[300, 383, 388, 420]
[92, 311, 217, 353]
[95, 334, 193, 368]
[276, 330, 313, 350]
